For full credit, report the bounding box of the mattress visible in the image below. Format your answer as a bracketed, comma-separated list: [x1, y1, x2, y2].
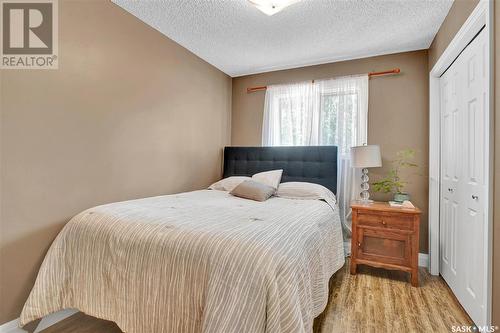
[20, 189, 345, 333]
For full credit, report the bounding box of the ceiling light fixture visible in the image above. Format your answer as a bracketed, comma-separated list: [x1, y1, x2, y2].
[248, 0, 301, 16]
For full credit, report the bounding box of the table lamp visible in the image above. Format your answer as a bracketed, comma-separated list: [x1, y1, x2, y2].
[351, 145, 382, 202]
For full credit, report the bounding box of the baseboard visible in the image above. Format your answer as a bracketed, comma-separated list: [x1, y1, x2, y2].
[418, 253, 429, 268]
[0, 309, 78, 333]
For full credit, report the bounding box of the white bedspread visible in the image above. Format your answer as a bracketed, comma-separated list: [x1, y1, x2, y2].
[20, 190, 344, 333]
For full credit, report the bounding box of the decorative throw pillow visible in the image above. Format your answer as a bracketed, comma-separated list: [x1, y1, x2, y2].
[251, 169, 283, 189]
[230, 180, 276, 202]
[208, 176, 251, 192]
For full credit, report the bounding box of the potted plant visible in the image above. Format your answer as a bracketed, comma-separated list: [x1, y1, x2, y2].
[372, 149, 418, 203]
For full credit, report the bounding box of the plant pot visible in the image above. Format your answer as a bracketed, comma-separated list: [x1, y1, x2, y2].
[393, 192, 410, 203]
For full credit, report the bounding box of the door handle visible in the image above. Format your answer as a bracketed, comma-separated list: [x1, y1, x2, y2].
[472, 195, 478, 200]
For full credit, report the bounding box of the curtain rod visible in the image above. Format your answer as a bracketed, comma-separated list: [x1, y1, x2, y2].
[246, 68, 401, 93]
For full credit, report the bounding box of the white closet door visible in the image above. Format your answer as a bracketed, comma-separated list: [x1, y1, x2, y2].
[439, 28, 488, 326]
[439, 52, 462, 291]
[459, 27, 487, 324]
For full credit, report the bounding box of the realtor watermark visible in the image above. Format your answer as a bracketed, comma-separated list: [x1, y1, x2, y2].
[1, 0, 58, 69]
[452, 325, 499, 333]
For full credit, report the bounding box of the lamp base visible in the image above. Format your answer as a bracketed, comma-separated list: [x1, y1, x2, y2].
[359, 168, 371, 202]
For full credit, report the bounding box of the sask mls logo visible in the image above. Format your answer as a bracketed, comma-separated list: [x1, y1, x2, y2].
[1, 0, 58, 69]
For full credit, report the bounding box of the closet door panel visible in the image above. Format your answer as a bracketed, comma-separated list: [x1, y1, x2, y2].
[439, 66, 461, 288]
[459, 27, 487, 324]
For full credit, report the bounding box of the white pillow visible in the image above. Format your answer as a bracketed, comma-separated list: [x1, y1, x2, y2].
[209, 176, 251, 192]
[252, 169, 283, 189]
[276, 182, 337, 205]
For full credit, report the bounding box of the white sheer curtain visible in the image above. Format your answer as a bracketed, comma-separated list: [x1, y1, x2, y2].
[262, 81, 317, 146]
[262, 75, 369, 249]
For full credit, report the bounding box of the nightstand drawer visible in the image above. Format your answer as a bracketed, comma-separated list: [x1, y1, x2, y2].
[357, 212, 414, 231]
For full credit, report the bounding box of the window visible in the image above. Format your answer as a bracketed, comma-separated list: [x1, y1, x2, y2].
[319, 91, 358, 156]
[262, 76, 366, 156]
[262, 75, 369, 249]
[277, 94, 310, 146]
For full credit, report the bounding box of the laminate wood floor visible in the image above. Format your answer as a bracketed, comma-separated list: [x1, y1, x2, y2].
[40, 261, 472, 333]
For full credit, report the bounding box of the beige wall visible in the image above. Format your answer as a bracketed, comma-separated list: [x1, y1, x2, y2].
[428, 0, 499, 325]
[232, 50, 430, 253]
[0, 0, 498, 327]
[0, 1, 232, 324]
[428, 0, 480, 69]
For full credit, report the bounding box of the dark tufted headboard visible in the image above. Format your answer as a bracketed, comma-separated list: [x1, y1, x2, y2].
[222, 146, 338, 194]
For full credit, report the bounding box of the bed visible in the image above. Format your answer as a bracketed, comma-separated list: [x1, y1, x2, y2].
[20, 146, 345, 333]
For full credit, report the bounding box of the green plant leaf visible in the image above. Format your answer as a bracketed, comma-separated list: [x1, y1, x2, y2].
[372, 148, 419, 195]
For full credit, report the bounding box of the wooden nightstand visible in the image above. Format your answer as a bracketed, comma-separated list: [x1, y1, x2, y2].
[350, 201, 421, 287]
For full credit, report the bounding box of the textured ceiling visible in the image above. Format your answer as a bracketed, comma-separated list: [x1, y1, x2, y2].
[112, 0, 453, 77]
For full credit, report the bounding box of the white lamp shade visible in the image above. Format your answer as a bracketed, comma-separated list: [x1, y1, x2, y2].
[351, 145, 382, 168]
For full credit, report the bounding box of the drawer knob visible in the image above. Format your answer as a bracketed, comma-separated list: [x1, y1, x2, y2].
[357, 242, 361, 247]
[382, 220, 387, 225]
